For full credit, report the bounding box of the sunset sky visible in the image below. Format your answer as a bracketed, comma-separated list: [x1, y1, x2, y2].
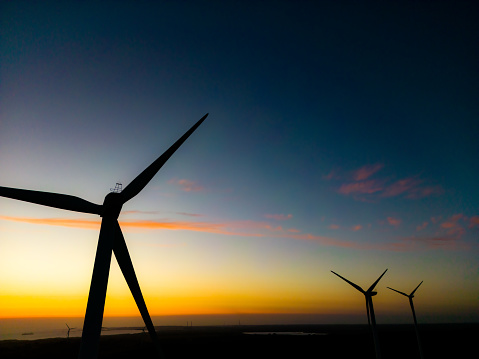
[1, 2, 478, 325]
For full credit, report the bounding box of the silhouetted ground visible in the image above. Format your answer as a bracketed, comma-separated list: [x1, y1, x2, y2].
[1, 323, 477, 358]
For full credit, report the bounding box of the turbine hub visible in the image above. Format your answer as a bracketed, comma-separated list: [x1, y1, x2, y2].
[370, 291, 377, 296]
[101, 192, 123, 218]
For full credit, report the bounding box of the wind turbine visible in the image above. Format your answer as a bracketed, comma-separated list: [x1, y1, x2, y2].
[331, 269, 388, 359]
[388, 281, 424, 359]
[0, 113, 208, 359]
[66, 323, 77, 338]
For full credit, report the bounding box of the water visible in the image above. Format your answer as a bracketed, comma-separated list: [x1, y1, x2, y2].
[0, 317, 146, 341]
[0, 313, 365, 341]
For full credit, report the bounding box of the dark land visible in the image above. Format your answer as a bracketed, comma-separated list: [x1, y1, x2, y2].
[1, 323, 477, 359]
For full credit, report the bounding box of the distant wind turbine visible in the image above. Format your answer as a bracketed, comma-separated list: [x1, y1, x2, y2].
[331, 269, 388, 359]
[66, 323, 76, 338]
[0, 113, 208, 359]
[388, 281, 424, 359]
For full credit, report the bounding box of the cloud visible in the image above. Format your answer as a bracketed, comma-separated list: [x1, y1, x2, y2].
[3, 213, 471, 253]
[323, 169, 339, 180]
[337, 169, 442, 201]
[168, 178, 204, 192]
[469, 216, 479, 228]
[399, 234, 469, 250]
[405, 185, 444, 199]
[387, 217, 402, 227]
[337, 180, 384, 195]
[438, 214, 465, 239]
[0, 216, 101, 229]
[329, 224, 340, 230]
[287, 228, 301, 233]
[416, 222, 428, 231]
[0, 215, 379, 251]
[176, 212, 204, 217]
[353, 163, 384, 181]
[264, 214, 293, 221]
[381, 177, 422, 197]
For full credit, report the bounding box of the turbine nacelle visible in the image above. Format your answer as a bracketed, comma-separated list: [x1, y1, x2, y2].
[100, 192, 123, 219]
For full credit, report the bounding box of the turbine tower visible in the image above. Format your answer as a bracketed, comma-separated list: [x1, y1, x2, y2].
[331, 269, 387, 359]
[388, 281, 424, 359]
[0, 113, 208, 359]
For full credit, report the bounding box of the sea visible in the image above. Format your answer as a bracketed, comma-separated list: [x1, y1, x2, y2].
[0, 313, 371, 341]
[0, 317, 147, 341]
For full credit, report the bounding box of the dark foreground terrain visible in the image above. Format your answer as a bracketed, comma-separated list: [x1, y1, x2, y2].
[1, 323, 476, 359]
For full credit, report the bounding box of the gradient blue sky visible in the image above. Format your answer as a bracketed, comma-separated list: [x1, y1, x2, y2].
[1, 1, 478, 324]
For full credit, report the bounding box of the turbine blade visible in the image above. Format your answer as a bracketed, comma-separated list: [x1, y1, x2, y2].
[410, 281, 423, 296]
[367, 268, 388, 293]
[0, 186, 102, 215]
[120, 113, 208, 204]
[387, 286, 409, 297]
[331, 270, 365, 293]
[78, 217, 116, 359]
[112, 221, 164, 357]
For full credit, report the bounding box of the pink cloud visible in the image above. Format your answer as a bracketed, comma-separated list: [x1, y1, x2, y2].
[437, 214, 466, 240]
[287, 228, 301, 233]
[323, 170, 338, 180]
[176, 212, 204, 217]
[469, 216, 479, 228]
[406, 185, 444, 199]
[338, 180, 383, 195]
[387, 217, 402, 227]
[168, 178, 204, 192]
[440, 214, 463, 229]
[264, 214, 293, 221]
[353, 163, 383, 181]
[351, 224, 362, 231]
[399, 234, 469, 250]
[333, 164, 442, 202]
[416, 222, 428, 231]
[329, 224, 340, 230]
[381, 177, 422, 197]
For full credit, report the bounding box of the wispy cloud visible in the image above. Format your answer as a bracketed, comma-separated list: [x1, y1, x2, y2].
[381, 177, 422, 197]
[329, 224, 340, 230]
[469, 216, 479, 228]
[168, 178, 204, 192]
[337, 180, 384, 195]
[439, 214, 465, 239]
[416, 222, 428, 231]
[387, 217, 402, 227]
[176, 212, 204, 217]
[353, 163, 383, 181]
[323, 169, 340, 180]
[264, 214, 293, 221]
[334, 164, 443, 201]
[0, 215, 375, 251]
[399, 234, 469, 250]
[0, 216, 101, 229]
[2, 213, 473, 252]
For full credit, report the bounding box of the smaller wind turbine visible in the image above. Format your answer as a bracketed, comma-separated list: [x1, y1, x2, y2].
[331, 269, 388, 359]
[388, 281, 424, 359]
[66, 323, 75, 338]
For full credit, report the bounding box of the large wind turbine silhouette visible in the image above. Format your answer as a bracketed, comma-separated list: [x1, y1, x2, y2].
[0, 113, 208, 359]
[388, 281, 424, 359]
[331, 269, 387, 359]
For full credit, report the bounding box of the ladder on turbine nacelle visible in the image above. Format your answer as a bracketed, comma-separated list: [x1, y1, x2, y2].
[110, 182, 122, 193]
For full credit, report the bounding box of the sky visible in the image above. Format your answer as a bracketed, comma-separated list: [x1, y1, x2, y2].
[0, 1, 478, 325]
